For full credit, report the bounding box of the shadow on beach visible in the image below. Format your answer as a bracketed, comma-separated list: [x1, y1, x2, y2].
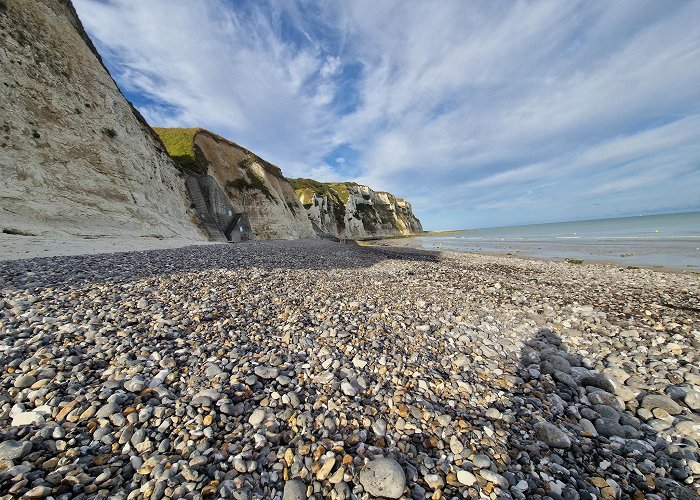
[506, 328, 699, 499]
[0, 240, 442, 291]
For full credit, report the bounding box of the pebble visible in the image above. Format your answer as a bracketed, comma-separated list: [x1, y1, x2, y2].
[372, 418, 387, 437]
[472, 454, 491, 468]
[534, 422, 572, 449]
[124, 377, 145, 392]
[0, 440, 32, 461]
[95, 402, 120, 419]
[254, 365, 279, 379]
[341, 380, 357, 397]
[14, 374, 36, 388]
[641, 394, 683, 415]
[283, 479, 307, 500]
[457, 470, 477, 486]
[480, 469, 508, 489]
[25, 485, 52, 498]
[359, 458, 406, 499]
[11, 411, 44, 426]
[683, 390, 700, 411]
[0, 241, 697, 499]
[249, 408, 266, 426]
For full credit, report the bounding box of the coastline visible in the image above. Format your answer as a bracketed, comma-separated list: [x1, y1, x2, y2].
[364, 235, 700, 274]
[1, 240, 698, 498]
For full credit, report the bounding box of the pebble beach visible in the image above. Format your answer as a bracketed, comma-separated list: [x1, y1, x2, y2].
[1, 240, 699, 499]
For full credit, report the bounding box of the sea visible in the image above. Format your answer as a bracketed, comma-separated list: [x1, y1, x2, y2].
[412, 211, 700, 271]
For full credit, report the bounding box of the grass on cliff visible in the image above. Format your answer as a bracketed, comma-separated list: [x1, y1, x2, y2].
[290, 179, 348, 230]
[155, 127, 287, 180]
[289, 178, 354, 204]
[153, 127, 204, 173]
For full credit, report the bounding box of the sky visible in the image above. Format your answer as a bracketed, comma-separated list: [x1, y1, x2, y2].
[73, 0, 700, 230]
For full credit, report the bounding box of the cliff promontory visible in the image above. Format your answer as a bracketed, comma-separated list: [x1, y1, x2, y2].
[0, 0, 204, 242]
[291, 179, 423, 239]
[155, 128, 315, 240]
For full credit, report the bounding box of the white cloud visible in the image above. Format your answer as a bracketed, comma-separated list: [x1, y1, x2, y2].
[73, 0, 700, 229]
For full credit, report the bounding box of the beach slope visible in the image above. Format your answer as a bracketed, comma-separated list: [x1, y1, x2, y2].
[1, 241, 698, 498]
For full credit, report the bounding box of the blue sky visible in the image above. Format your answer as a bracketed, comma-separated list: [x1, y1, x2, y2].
[74, 0, 700, 230]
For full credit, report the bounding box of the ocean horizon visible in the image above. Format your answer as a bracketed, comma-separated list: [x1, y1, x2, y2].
[416, 211, 700, 270]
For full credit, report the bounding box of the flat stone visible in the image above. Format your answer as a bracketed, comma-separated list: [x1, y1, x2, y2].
[249, 408, 266, 426]
[124, 378, 145, 392]
[457, 470, 476, 486]
[25, 485, 52, 498]
[11, 411, 44, 427]
[592, 404, 620, 420]
[587, 391, 621, 409]
[191, 389, 220, 406]
[580, 374, 614, 393]
[449, 436, 464, 455]
[579, 418, 598, 437]
[372, 418, 387, 437]
[316, 457, 336, 480]
[148, 369, 169, 388]
[96, 402, 121, 419]
[641, 394, 683, 415]
[315, 372, 335, 384]
[675, 420, 700, 441]
[424, 473, 444, 489]
[204, 363, 223, 378]
[654, 478, 700, 500]
[595, 418, 626, 438]
[513, 479, 529, 491]
[0, 440, 32, 461]
[341, 380, 357, 397]
[359, 458, 406, 499]
[14, 374, 36, 389]
[254, 365, 279, 379]
[286, 391, 300, 408]
[683, 390, 700, 411]
[480, 469, 508, 489]
[485, 407, 501, 419]
[283, 479, 307, 500]
[472, 454, 491, 468]
[352, 357, 368, 369]
[545, 354, 572, 374]
[533, 422, 571, 449]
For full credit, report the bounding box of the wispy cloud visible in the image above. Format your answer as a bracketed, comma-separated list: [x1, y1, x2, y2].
[74, 0, 700, 228]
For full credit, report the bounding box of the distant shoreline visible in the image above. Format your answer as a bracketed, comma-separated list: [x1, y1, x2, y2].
[371, 212, 700, 272]
[363, 236, 699, 275]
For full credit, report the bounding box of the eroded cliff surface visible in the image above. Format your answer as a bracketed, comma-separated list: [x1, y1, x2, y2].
[291, 179, 423, 239]
[155, 128, 315, 240]
[0, 0, 204, 241]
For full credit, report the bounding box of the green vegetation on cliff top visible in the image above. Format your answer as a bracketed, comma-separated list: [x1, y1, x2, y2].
[154, 127, 285, 179]
[153, 127, 202, 173]
[289, 178, 354, 204]
[289, 178, 349, 230]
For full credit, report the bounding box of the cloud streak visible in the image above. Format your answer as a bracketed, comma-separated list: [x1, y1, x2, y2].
[74, 0, 700, 229]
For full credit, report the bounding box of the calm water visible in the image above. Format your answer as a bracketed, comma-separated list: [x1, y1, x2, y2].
[414, 212, 700, 270]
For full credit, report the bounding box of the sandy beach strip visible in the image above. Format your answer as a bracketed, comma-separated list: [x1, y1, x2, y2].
[0, 233, 222, 261]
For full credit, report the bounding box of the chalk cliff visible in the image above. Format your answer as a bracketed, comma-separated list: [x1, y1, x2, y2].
[0, 0, 205, 241]
[291, 179, 423, 239]
[155, 128, 315, 240]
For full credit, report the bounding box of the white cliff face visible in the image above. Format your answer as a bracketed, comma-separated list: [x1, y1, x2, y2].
[0, 0, 204, 241]
[294, 182, 423, 239]
[192, 131, 316, 240]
